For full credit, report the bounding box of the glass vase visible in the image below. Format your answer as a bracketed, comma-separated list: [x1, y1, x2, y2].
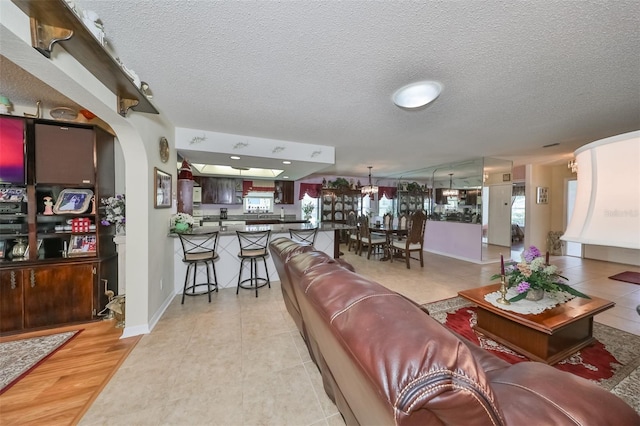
[525, 288, 545, 301]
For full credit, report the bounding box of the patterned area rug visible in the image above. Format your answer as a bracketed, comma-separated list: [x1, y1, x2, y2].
[0, 330, 81, 395]
[423, 297, 640, 413]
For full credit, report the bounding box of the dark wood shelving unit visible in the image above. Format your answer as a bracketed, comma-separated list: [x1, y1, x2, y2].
[11, 0, 158, 116]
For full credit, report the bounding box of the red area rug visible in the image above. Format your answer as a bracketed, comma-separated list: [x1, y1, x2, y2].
[423, 297, 640, 412]
[0, 330, 82, 395]
[609, 271, 640, 285]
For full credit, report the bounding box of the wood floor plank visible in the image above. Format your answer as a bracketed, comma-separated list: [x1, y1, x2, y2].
[0, 319, 140, 426]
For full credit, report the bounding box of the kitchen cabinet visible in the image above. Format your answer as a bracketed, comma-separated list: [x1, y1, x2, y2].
[198, 177, 242, 204]
[274, 180, 294, 205]
[321, 189, 361, 222]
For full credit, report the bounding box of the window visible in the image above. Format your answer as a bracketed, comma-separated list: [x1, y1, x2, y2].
[511, 195, 525, 227]
[379, 195, 394, 216]
[301, 194, 319, 223]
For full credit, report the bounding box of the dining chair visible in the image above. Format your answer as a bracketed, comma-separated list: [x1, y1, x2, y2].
[383, 213, 393, 228]
[391, 210, 426, 269]
[178, 231, 219, 304]
[346, 211, 359, 252]
[358, 216, 386, 259]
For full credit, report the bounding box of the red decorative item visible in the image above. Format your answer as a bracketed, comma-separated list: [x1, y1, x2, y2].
[178, 160, 192, 180]
[71, 218, 91, 233]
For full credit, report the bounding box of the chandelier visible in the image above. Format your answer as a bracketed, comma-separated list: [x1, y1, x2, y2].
[568, 159, 578, 173]
[361, 166, 379, 196]
[442, 173, 459, 198]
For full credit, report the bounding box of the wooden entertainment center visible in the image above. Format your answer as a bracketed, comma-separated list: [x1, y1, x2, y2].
[0, 115, 117, 334]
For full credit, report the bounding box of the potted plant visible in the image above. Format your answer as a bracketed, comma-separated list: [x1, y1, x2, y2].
[302, 202, 315, 221]
[171, 212, 195, 233]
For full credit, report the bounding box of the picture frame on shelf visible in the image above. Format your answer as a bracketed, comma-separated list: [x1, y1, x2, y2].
[154, 167, 172, 208]
[67, 234, 97, 257]
[0, 240, 5, 260]
[52, 188, 94, 214]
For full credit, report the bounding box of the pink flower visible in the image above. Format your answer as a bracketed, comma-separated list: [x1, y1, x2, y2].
[516, 281, 531, 293]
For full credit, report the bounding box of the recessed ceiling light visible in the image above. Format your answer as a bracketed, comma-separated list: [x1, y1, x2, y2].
[282, 176, 289, 179]
[282, 161, 291, 165]
[392, 81, 442, 109]
[230, 156, 241, 160]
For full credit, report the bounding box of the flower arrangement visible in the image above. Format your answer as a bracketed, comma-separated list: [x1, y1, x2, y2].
[491, 245, 590, 302]
[171, 212, 194, 232]
[100, 194, 125, 234]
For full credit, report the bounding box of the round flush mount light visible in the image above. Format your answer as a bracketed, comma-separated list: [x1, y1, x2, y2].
[392, 81, 442, 109]
[230, 156, 241, 160]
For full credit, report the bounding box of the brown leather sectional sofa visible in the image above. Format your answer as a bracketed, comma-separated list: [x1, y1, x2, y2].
[269, 237, 640, 425]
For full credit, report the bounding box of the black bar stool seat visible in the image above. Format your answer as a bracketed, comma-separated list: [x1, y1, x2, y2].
[178, 231, 219, 304]
[236, 230, 271, 297]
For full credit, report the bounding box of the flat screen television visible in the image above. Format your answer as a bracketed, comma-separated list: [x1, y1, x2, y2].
[0, 116, 26, 185]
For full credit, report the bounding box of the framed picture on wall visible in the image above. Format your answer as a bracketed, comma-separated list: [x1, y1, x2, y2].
[536, 186, 549, 204]
[154, 167, 172, 208]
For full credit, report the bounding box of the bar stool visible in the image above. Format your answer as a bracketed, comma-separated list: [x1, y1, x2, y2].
[289, 227, 318, 247]
[178, 231, 219, 304]
[236, 230, 271, 297]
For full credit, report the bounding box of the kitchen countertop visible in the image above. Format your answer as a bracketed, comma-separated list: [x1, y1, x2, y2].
[170, 221, 354, 237]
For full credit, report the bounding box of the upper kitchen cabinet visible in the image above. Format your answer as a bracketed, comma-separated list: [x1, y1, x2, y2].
[35, 123, 95, 184]
[274, 180, 294, 205]
[197, 177, 242, 204]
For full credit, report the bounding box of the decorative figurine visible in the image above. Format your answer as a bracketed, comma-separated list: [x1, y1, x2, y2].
[90, 195, 96, 214]
[43, 196, 54, 215]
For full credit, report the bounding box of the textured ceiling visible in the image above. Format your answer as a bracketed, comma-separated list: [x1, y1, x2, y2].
[4, 1, 640, 180]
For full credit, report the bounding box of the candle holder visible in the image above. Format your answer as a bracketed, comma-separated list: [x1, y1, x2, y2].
[496, 275, 510, 305]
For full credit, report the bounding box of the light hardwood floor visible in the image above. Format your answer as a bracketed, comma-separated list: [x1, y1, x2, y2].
[0, 320, 140, 425]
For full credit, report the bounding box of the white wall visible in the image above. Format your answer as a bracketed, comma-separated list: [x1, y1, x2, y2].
[525, 164, 552, 250]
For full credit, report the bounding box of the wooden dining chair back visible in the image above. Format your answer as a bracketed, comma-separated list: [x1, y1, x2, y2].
[399, 214, 408, 229]
[346, 211, 359, 252]
[358, 216, 387, 259]
[391, 210, 426, 269]
[383, 213, 393, 228]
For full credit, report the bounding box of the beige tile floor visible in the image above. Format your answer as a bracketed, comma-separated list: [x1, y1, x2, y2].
[80, 244, 640, 425]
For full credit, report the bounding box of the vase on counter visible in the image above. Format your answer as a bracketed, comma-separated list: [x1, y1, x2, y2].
[525, 288, 545, 301]
[174, 222, 190, 233]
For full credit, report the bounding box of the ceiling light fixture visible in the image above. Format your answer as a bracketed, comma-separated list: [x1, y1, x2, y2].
[568, 159, 578, 173]
[443, 173, 459, 198]
[392, 81, 442, 109]
[361, 166, 379, 196]
[282, 161, 291, 164]
[230, 156, 240, 160]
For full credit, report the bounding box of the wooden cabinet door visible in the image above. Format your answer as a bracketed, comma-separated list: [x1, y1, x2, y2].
[35, 124, 95, 184]
[216, 178, 236, 204]
[0, 269, 24, 332]
[24, 263, 94, 328]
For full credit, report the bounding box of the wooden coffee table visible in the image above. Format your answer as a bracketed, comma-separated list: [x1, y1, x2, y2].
[458, 284, 614, 364]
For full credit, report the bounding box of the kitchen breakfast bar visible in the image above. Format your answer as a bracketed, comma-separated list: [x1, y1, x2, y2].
[171, 222, 353, 295]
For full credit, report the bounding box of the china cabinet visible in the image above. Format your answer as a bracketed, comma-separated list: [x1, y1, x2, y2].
[321, 189, 361, 222]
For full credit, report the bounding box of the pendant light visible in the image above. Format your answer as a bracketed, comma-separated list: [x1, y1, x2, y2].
[443, 173, 458, 198]
[361, 166, 379, 196]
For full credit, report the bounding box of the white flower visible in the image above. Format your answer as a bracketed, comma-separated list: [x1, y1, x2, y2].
[172, 212, 194, 226]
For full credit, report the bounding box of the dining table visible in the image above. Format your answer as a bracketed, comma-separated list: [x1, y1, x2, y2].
[368, 224, 408, 261]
